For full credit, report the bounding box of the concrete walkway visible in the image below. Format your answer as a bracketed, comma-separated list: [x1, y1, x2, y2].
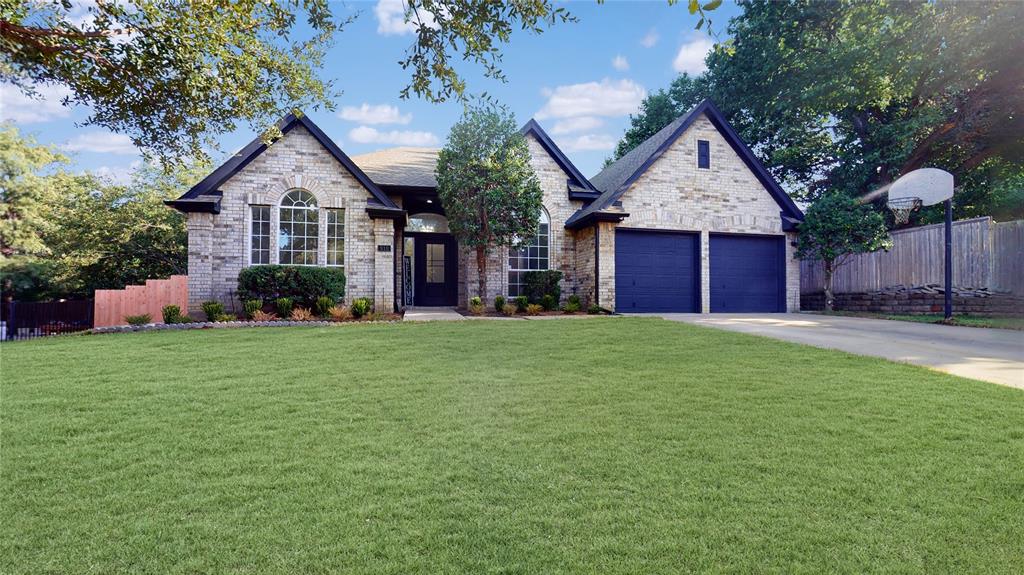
[403, 307, 465, 321]
[642, 313, 1024, 389]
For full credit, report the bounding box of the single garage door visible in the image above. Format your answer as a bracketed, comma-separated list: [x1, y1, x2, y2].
[709, 234, 785, 312]
[615, 230, 699, 313]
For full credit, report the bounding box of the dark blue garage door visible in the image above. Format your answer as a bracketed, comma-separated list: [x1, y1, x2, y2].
[710, 234, 785, 312]
[615, 230, 698, 313]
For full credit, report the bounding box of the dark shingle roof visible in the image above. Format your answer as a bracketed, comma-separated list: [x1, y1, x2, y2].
[566, 99, 803, 229]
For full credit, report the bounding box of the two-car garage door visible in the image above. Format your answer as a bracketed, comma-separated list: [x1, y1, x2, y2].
[614, 229, 785, 313]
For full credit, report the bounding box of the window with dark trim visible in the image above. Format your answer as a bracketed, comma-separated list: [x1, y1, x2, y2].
[697, 139, 710, 169]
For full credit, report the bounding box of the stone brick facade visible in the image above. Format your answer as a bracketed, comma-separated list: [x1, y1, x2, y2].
[592, 113, 801, 312]
[185, 125, 386, 312]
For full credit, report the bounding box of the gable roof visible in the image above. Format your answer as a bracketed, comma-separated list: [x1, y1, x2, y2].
[167, 113, 399, 213]
[520, 119, 601, 200]
[351, 147, 439, 188]
[567, 99, 804, 229]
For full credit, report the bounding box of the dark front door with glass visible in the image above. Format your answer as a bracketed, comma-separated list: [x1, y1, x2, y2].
[412, 234, 457, 306]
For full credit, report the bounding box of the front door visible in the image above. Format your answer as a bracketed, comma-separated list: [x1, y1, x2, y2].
[413, 234, 457, 306]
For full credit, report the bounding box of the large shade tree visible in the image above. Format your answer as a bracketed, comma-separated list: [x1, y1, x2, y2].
[436, 105, 542, 300]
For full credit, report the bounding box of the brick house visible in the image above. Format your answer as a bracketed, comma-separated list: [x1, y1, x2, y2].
[168, 100, 803, 314]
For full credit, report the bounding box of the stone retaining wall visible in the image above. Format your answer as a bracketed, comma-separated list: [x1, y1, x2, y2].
[801, 291, 1024, 317]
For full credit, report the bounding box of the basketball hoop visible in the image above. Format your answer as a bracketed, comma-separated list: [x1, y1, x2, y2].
[887, 196, 921, 225]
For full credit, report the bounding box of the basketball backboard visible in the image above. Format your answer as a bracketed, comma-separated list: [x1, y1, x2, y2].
[888, 168, 954, 207]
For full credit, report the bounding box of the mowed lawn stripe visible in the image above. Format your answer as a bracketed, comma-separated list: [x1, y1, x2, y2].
[3, 318, 1022, 574]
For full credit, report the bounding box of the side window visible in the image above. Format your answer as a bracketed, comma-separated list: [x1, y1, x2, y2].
[326, 208, 345, 268]
[697, 139, 710, 169]
[250, 205, 271, 264]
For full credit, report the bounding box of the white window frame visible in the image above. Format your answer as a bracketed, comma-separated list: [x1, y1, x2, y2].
[278, 189, 319, 266]
[507, 207, 550, 297]
[325, 208, 345, 269]
[249, 205, 272, 265]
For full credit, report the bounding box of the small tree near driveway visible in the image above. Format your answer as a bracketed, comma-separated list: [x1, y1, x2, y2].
[796, 193, 891, 312]
[436, 105, 543, 299]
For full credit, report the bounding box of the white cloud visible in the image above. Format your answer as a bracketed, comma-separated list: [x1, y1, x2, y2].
[537, 78, 646, 120]
[375, 0, 435, 35]
[348, 126, 439, 146]
[88, 160, 141, 185]
[550, 116, 604, 136]
[339, 103, 412, 125]
[612, 55, 629, 71]
[640, 28, 659, 48]
[561, 134, 617, 152]
[62, 132, 138, 155]
[673, 35, 714, 74]
[0, 82, 74, 124]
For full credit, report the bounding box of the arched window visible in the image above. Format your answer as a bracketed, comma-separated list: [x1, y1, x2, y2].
[278, 190, 319, 265]
[406, 213, 450, 233]
[507, 207, 550, 296]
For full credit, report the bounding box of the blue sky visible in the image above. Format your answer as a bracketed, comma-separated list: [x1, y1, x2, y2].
[1, 0, 743, 182]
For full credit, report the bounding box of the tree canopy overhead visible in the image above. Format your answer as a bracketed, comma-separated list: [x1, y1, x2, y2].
[611, 0, 1024, 222]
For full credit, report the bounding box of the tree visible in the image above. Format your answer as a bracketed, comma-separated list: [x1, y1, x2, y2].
[796, 193, 891, 312]
[2, 1, 342, 161]
[436, 105, 542, 300]
[0, 123, 66, 257]
[612, 73, 710, 161]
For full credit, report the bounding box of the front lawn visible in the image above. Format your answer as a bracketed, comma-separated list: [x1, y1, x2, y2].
[821, 310, 1024, 330]
[3, 318, 1022, 573]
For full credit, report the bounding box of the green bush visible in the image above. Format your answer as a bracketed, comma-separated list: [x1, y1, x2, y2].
[237, 265, 346, 307]
[567, 294, 581, 307]
[275, 297, 294, 318]
[522, 270, 562, 303]
[201, 300, 224, 321]
[314, 296, 335, 317]
[243, 299, 263, 319]
[587, 304, 604, 315]
[562, 300, 580, 313]
[468, 296, 484, 315]
[125, 313, 152, 326]
[514, 295, 528, 312]
[161, 305, 182, 323]
[214, 313, 237, 322]
[493, 295, 506, 311]
[351, 298, 373, 318]
[540, 294, 557, 311]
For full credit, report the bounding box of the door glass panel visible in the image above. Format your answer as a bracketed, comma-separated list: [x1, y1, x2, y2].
[427, 243, 445, 283]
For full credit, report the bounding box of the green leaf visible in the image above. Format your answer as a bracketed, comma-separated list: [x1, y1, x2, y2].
[703, 0, 723, 10]
[688, 0, 700, 14]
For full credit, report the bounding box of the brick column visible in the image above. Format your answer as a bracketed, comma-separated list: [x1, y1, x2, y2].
[373, 219, 395, 311]
[596, 221, 616, 310]
[187, 212, 214, 312]
[700, 229, 710, 313]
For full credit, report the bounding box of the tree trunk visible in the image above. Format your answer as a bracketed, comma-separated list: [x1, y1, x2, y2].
[476, 245, 487, 301]
[823, 259, 835, 313]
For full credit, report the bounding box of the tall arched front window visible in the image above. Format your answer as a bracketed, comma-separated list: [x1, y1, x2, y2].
[278, 190, 319, 265]
[507, 208, 550, 296]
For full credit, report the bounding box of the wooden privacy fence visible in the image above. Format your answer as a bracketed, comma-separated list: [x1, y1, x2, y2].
[93, 275, 188, 327]
[801, 217, 1024, 295]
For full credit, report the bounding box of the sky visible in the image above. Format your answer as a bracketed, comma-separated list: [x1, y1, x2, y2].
[1, 0, 744, 183]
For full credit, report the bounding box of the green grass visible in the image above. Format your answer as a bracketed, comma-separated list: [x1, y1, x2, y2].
[823, 311, 1024, 330]
[3, 318, 1023, 574]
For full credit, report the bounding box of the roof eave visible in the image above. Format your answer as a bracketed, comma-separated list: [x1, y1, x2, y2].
[564, 210, 630, 230]
[520, 119, 599, 193]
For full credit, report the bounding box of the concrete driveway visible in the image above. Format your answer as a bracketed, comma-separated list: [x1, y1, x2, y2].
[642, 313, 1024, 389]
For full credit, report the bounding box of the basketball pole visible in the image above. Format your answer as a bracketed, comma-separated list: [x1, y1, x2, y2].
[944, 199, 953, 320]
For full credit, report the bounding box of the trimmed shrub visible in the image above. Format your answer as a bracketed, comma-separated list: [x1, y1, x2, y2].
[243, 299, 263, 319]
[161, 305, 182, 324]
[314, 296, 335, 317]
[501, 303, 518, 316]
[125, 313, 151, 326]
[290, 307, 314, 321]
[252, 310, 278, 321]
[540, 294, 557, 311]
[514, 295, 528, 312]
[526, 304, 543, 316]
[237, 265, 346, 307]
[214, 313, 237, 322]
[327, 305, 351, 321]
[469, 296, 484, 315]
[522, 270, 562, 303]
[275, 297, 294, 318]
[493, 295, 506, 312]
[562, 300, 580, 313]
[351, 298, 372, 318]
[201, 300, 224, 321]
[587, 304, 603, 315]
